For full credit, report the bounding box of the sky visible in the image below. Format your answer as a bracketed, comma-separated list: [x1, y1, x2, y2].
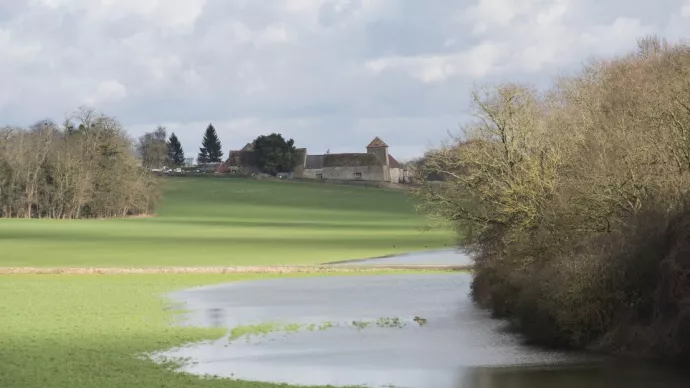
[2, 0, 690, 161]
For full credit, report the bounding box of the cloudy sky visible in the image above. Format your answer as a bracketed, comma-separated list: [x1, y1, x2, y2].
[2, 0, 689, 161]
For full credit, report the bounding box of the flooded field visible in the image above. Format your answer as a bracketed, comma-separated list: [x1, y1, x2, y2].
[326, 248, 473, 267]
[158, 269, 688, 387]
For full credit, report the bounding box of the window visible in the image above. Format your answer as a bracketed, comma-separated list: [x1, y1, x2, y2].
[316, 174, 323, 180]
[354, 172, 363, 180]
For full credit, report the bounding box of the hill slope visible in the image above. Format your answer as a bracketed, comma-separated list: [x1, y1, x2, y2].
[0, 177, 453, 267]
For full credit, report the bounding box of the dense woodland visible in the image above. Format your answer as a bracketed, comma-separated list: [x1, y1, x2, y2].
[0, 108, 162, 219]
[414, 36, 690, 359]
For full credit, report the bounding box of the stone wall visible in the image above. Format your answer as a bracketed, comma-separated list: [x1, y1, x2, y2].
[390, 167, 403, 183]
[293, 177, 416, 191]
[293, 148, 307, 177]
[303, 165, 386, 181]
[301, 168, 322, 179]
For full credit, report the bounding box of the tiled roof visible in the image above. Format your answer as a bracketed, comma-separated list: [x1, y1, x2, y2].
[388, 154, 401, 169]
[366, 137, 388, 148]
[305, 155, 324, 169]
[227, 150, 241, 166]
[323, 153, 382, 167]
[226, 150, 257, 167]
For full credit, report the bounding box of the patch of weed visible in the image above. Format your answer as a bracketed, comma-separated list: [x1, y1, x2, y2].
[375, 317, 406, 328]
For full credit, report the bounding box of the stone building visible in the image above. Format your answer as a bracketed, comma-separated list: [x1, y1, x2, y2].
[225, 137, 406, 183]
[227, 142, 261, 174]
[301, 137, 405, 182]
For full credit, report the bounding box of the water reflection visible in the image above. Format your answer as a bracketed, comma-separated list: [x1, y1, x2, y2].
[159, 273, 688, 388]
[208, 308, 224, 328]
[460, 362, 689, 388]
[328, 248, 472, 267]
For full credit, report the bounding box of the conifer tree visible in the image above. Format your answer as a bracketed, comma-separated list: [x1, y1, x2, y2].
[198, 123, 223, 163]
[167, 133, 185, 166]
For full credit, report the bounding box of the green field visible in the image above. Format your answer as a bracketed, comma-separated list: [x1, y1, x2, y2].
[1, 272, 426, 388]
[0, 177, 452, 267]
[0, 177, 453, 388]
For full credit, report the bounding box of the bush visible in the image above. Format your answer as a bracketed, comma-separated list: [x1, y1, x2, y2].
[414, 36, 690, 359]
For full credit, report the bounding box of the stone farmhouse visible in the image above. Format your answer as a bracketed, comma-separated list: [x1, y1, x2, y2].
[226, 137, 408, 183]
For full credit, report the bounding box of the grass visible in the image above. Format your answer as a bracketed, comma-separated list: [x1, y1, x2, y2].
[0, 177, 453, 387]
[0, 176, 453, 267]
[227, 314, 430, 342]
[230, 322, 286, 340]
[0, 272, 430, 388]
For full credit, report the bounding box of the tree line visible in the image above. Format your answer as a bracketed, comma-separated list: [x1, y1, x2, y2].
[136, 123, 298, 176]
[1, 107, 300, 219]
[0, 107, 162, 219]
[136, 123, 224, 168]
[413, 35, 690, 360]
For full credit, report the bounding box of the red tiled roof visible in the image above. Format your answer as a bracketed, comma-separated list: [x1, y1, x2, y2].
[388, 154, 401, 169]
[366, 137, 388, 148]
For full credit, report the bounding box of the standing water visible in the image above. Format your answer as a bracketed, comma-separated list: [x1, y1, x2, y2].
[156, 252, 688, 388]
[325, 248, 473, 267]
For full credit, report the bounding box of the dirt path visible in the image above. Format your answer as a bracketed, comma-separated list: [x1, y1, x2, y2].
[0, 265, 469, 275]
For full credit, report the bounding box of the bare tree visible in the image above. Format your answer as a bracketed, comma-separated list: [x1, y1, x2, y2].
[0, 108, 163, 219]
[414, 35, 690, 359]
[136, 126, 168, 169]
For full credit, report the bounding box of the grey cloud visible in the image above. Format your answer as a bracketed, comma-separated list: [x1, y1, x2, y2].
[564, 0, 677, 27]
[318, 0, 362, 26]
[1, 0, 689, 159]
[362, 1, 476, 57]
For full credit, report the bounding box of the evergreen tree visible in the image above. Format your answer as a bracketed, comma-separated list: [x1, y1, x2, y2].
[199, 123, 223, 163]
[167, 133, 185, 166]
[197, 148, 208, 164]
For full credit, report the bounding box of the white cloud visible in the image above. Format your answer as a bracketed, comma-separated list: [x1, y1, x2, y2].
[365, 42, 505, 82]
[0, 28, 42, 62]
[0, 0, 685, 159]
[682, 0, 690, 17]
[85, 80, 128, 105]
[460, 0, 548, 35]
[34, 0, 206, 32]
[284, 0, 322, 12]
[457, 0, 652, 74]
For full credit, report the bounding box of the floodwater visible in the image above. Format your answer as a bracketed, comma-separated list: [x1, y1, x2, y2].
[327, 247, 473, 267]
[158, 261, 688, 388]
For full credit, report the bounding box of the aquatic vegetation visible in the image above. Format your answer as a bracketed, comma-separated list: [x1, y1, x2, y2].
[228, 316, 424, 341]
[375, 317, 406, 328]
[351, 320, 371, 330]
[413, 316, 428, 326]
[229, 321, 338, 342]
[284, 323, 302, 333]
[229, 322, 284, 340]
